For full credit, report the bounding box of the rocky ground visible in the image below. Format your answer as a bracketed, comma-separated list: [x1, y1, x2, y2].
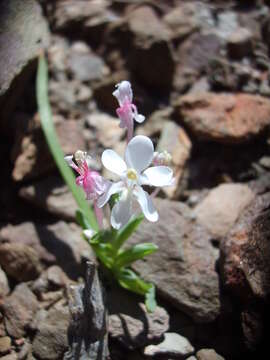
[1, 0, 270, 359]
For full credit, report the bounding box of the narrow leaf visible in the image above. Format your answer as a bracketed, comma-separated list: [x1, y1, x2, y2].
[36, 54, 98, 231]
[114, 243, 158, 268]
[145, 285, 157, 313]
[112, 214, 144, 251]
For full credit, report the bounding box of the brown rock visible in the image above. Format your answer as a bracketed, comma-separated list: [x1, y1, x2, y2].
[0, 243, 42, 282]
[0, 221, 94, 279]
[163, 4, 199, 42]
[227, 27, 253, 60]
[3, 283, 39, 338]
[0, 0, 50, 129]
[194, 184, 255, 238]
[0, 267, 9, 299]
[19, 176, 77, 221]
[157, 122, 192, 199]
[12, 115, 85, 181]
[86, 113, 125, 147]
[109, 286, 169, 350]
[175, 93, 270, 143]
[129, 199, 220, 323]
[220, 192, 270, 348]
[0, 337, 11, 356]
[197, 348, 225, 360]
[32, 304, 70, 360]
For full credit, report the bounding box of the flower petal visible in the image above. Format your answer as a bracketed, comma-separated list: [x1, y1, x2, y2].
[97, 181, 124, 208]
[111, 192, 133, 229]
[113, 81, 133, 106]
[83, 229, 96, 239]
[101, 149, 127, 176]
[142, 166, 174, 187]
[134, 186, 158, 222]
[134, 113, 145, 123]
[125, 135, 154, 173]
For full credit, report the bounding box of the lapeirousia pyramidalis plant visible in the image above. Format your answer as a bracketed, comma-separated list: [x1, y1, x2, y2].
[37, 55, 174, 312]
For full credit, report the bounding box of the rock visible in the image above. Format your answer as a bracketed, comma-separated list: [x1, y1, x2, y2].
[68, 43, 109, 82]
[175, 93, 270, 144]
[144, 332, 194, 358]
[12, 115, 85, 181]
[32, 304, 70, 360]
[220, 192, 270, 348]
[109, 287, 169, 350]
[196, 349, 225, 360]
[129, 198, 220, 323]
[0, 242, 42, 282]
[163, 4, 198, 42]
[32, 266, 70, 298]
[227, 27, 253, 59]
[86, 113, 125, 147]
[0, 353, 18, 360]
[0, 0, 50, 128]
[108, 5, 174, 92]
[157, 122, 192, 199]
[177, 33, 221, 73]
[0, 337, 11, 356]
[194, 184, 255, 238]
[136, 107, 171, 138]
[2, 284, 39, 338]
[19, 176, 77, 221]
[0, 268, 9, 298]
[52, 0, 114, 46]
[64, 262, 109, 359]
[0, 221, 94, 279]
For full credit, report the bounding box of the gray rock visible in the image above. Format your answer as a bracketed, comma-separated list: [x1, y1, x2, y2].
[68, 51, 108, 82]
[3, 284, 39, 338]
[64, 262, 109, 360]
[0, 242, 42, 282]
[0, 267, 9, 298]
[196, 348, 224, 360]
[194, 184, 255, 238]
[33, 304, 70, 360]
[109, 286, 169, 350]
[144, 332, 194, 358]
[129, 199, 221, 323]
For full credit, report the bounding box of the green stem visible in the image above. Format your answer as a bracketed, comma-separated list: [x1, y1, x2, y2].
[36, 54, 98, 231]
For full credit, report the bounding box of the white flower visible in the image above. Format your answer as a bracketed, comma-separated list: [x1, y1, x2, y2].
[97, 135, 173, 229]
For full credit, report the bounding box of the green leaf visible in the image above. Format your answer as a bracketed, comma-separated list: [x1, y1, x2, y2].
[92, 243, 114, 269]
[36, 54, 98, 231]
[145, 285, 157, 313]
[112, 214, 144, 252]
[117, 268, 157, 312]
[114, 243, 158, 268]
[109, 193, 120, 210]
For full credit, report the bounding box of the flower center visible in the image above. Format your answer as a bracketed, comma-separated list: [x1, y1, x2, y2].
[127, 168, 138, 181]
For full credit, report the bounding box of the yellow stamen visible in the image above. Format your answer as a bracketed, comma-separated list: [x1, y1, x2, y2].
[127, 168, 138, 181]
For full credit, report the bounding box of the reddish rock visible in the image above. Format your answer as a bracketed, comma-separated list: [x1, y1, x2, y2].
[175, 93, 270, 143]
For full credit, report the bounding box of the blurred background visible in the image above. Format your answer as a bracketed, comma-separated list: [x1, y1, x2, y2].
[1, 0, 270, 359]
